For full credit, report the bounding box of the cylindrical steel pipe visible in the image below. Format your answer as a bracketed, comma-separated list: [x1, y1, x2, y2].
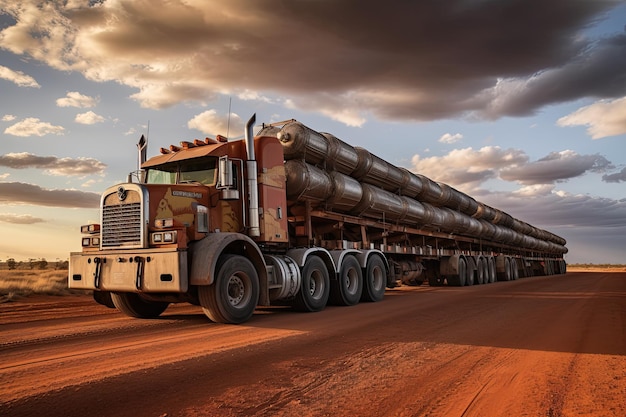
[271, 121, 567, 252]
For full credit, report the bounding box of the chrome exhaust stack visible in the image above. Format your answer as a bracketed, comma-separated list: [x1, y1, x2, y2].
[245, 114, 260, 237]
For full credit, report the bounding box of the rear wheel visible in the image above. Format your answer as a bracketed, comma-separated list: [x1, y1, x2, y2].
[465, 259, 474, 286]
[362, 256, 386, 302]
[198, 254, 259, 324]
[487, 257, 496, 283]
[475, 258, 485, 285]
[480, 258, 489, 284]
[111, 292, 169, 318]
[449, 258, 467, 287]
[512, 259, 520, 280]
[294, 256, 330, 312]
[331, 255, 363, 306]
[504, 257, 512, 281]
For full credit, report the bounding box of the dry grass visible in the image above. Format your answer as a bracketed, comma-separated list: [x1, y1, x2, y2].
[567, 264, 626, 272]
[0, 269, 79, 303]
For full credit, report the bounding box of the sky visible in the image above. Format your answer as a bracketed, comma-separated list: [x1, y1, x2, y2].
[0, 0, 625, 264]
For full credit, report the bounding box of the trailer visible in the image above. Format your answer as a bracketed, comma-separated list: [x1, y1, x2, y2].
[69, 115, 567, 323]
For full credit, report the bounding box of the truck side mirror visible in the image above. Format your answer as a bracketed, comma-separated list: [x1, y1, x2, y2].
[218, 156, 239, 200]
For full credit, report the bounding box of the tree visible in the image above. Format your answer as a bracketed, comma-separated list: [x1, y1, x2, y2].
[7, 258, 17, 270]
[38, 258, 48, 270]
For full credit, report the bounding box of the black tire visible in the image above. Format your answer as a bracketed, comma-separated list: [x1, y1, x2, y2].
[111, 292, 169, 318]
[361, 255, 386, 302]
[487, 257, 496, 283]
[294, 256, 330, 312]
[464, 258, 474, 286]
[449, 258, 466, 287]
[504, 257, 512, 281]
[475, 258, 485, 285]
[198, 254, 259, 324]
[512, 259, 520, 280]
[331, 255, 363, 306]
[93, 291, 115, 308]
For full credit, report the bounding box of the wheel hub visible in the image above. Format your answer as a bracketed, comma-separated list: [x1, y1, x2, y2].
[227, 276, 245, 306]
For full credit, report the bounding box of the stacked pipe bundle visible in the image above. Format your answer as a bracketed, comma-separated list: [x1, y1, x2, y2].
[258, 121, 567, 254]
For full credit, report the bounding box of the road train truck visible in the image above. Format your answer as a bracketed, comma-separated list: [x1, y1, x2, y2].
[69, 114, 568, 324]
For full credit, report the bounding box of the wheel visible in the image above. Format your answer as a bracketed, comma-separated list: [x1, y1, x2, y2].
[198, 254, 259, 324]
[450, 258, 467, 287]
[512, 259, 520, 280]
[93, 291, 115, 308]
[331, 255, 363, 306]
[294, 256, 330, 312]
[361, 255, 386, 302]
[464, 258, 474, 286]
[504, 257, 512, 281]
[480, 258, 489, 284]
[111, 292, 169, 318]
[475, 258, 485, 285]
[488, 257, 496, 283]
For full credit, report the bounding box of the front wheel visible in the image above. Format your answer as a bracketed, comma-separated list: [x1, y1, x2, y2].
[198, 254, 259, 324]
[111, 292, 169, 318]
[294, 256, 330, 312]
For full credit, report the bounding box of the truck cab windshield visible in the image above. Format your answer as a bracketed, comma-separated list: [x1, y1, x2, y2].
[145, 157, 217, 186]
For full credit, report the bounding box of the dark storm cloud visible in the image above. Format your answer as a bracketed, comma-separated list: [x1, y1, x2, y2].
[481, 191, 626, 229]
[500, 151, 614, 185]
[1, 0, 622, 122]
[602, 167, 626, 182]
[0, 182, 100, 208]
[0, 152, 107, 176]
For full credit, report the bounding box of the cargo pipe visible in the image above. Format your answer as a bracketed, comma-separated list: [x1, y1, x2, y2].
[245, 114, 260, 237]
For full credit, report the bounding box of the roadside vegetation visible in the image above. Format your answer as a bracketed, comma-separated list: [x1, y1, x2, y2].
[0, 259, 77, 303]
[567, 263, 626, 271]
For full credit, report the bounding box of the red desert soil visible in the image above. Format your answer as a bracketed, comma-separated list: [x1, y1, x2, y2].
[1, 271, 625, 417]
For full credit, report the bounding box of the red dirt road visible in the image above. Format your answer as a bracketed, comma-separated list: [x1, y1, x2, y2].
[1, 271, 625, 417]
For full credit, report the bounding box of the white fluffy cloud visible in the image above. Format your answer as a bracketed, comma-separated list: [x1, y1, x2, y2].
[0, 65, 40, 88]
[438, 133, 463, 144]
[3, 118, 65, 137]
[75, 111, 105, 125]
[557, 97, 626, 139]
[187, 110, 243, 137]
[56, 91, 98, 108]
[411, 146, 528, 190]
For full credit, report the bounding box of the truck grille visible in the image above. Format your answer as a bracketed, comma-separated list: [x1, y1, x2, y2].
[102, 202, 142, 247]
